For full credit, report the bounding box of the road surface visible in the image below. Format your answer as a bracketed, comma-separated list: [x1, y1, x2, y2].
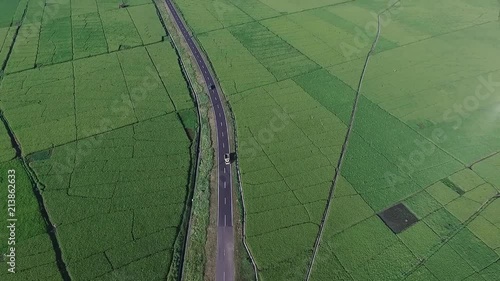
[163, 1, 235, 280]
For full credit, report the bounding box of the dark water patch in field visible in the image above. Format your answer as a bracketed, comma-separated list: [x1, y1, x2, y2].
[441, 178, 465, 196]
[26, 148, 53, 162]
[118, 44, 132, 50]
[378, 203, 419, 234]
[185, 128, 195, 141]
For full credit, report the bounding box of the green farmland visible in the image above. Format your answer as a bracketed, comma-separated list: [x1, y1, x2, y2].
[0, 0, 196, 280]
[175, 0, 500, 280]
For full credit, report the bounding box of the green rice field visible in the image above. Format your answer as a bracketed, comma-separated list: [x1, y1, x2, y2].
[0, 0, 196, 280]
[175, 0, 500, 280]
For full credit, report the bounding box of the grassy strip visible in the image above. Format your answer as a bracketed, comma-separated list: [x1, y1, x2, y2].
[183, 106, 213, 281]
[152, 1, 213, 280]
[226, 99, 259, 281]
[166, 139, 198, 281]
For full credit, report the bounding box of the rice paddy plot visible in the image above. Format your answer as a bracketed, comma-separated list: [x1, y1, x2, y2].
[258, 0, 349, 13]
[228, 79, 347, 280]
[387, 0, 498, 41]
[447, 228, 498, 272]
[329, 21, 500, 164]
[92, 250, 174, 281]
[197, 29, 276, 94]
[100, 8, 142, 51]
[0, 124, 15, 162]
[96, 0, 124, 12]
[29, 113, 191, 279]
[146, 42, 195, 111]
[0, 62, 76, 154]
[403, 190, 442, 219]
[175, 0, 253, 34]
[0, 2, 197, 279]
[23, 0, 45, 24]
[309, 243, 353, 281]
[73, 52, 137, 138]
[261, 16, 345, 69]
[473, 154, 500, 190]
[293, 68, 463, 211]
[313, 2, 411, 51]
[304, 3, 500, 277]
[324, 193, 374, 235]
[316, 7, 399, 51]
[312, 162, 500, 281]
[116, 46, 176, 120]
[292, 69, 355, 123]
[303, 74, 492, 281]
[44, 0, 71, 19]
[170, 0, 500, 279]
[325, 216, 419, 280]
[4, 22, 40, 73]
[481, 262, 500, 281]
[125, 0, 152, 6]
[351, 241, 418, 280]
[467, 214, 500, 252]
[398, 220, 442, 260]
[0, 27, 15, 66]
[37, 16, 72, 65]
[231, 0, 280, 21]
[72, 12, 108, 59]
[128, 4, 166, 45]
[71, 0, 98, 16]
[247, 223, 318, 279]
[422, 244, 476, 281]
[10, 0, 28, 23]
[284, 10, 372, 64]
[0, 0, 21, 27]
[0, 159, 60, 280]
[0, 27, 10, 50]
[309, 190, 376, 280]
[229, 21, 320, 81]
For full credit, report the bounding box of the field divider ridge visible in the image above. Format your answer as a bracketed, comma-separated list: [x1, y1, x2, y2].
[304, 1, 402, 280]
[169, 26, 204, 281]
[150, 2, 205, 279]
[150, 1, 207, 280]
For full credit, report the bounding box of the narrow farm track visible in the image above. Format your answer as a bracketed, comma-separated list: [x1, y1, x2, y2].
[304, 1, 402, 280]
[162, 1, 235, 280]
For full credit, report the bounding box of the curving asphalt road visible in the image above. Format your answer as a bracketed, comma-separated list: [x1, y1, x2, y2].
[163, 1, 235, 280]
